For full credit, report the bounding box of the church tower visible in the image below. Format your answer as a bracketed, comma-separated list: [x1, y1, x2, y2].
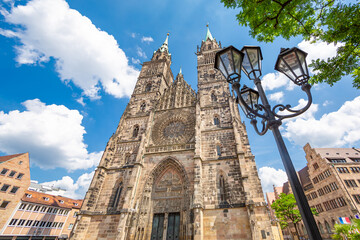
[71, 29, 273, 240]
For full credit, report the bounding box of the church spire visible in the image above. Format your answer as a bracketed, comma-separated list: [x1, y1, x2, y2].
[152, 33, 171, 61]
[205, 24, 214, 41]
[158, 33, 170, 54]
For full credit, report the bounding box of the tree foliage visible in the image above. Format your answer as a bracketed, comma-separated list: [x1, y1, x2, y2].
[271, 193, 317, 236]
[221, 0, 360, 88]
[332, 219, 360, 240]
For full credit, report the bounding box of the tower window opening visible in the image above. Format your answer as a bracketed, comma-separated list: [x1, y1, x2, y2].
[211, 92, 217, 102]
[145, 83, 152, 92]
[125, 154, 131, 164]
[140, 102, 146, 112]
[219, 175, 226, 202]
[112, 183, 123, 209]
[216, 145, 221, 156]
[214, 116, 220, 126]
[133, 125, 139, 138]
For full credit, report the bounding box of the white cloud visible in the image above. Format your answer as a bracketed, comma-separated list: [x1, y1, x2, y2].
[261, 72, 296, 91]
[259, 167, 287, 193]
[76, 97, 86, 106]
[0, 0, 139, 99]
[137, 47, 147, 58]
[41, 171, 94, 199]
[131, 32, 136, 38]
[322, 100, 331, 107]
[268, 91, 284, 103]
[0, 99, 103, 171]
[141, 36, 154, 43]
[132, 57, 140, 64]
[297, 40, 343, 74]
[282, 96, 360, 147]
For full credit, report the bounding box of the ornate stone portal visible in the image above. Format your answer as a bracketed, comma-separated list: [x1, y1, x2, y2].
[70, 29, 273, 240]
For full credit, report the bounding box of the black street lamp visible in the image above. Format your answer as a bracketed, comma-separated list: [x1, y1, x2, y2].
[215, 46, 322, 240]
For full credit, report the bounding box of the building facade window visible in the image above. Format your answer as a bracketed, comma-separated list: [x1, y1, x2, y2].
[10, 186, 19, 194]
[0, 168, 8, 175]
[219, 175, 226, 203]
[8, 170, 16, 177]
[140, 102, 146, 112]
[313, 163, 319, 170]
[26, 204, 34, 211]
[25, 220, 33, 227]
[145, 83, 152, 92]
[0, 201, 10, 209]
[112, 183, 123, 208]
[353, 195, 360, 204]
[216, 145, 221, 156]
[214, 116, 220, 126]
[344, 179, 358, 188]
[318, 222, 324, 234]
[16, 173, 24, 179]
[1, 184, 10, 192]
[211, 92, 217, 102]
[68, 223, 74, 230]
[325, 221, 332, 233]
[17, 219, 26, 226]
[19, 203, 27, 210]
[133, 125, 139, 138]
[9, 219, 18, 226]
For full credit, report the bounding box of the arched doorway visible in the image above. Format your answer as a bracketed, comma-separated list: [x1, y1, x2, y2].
[147, 158, 190, 240]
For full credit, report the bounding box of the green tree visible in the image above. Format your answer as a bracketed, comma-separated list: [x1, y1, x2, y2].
[271, 193, 318, 238]
[221, 0, 360, 88]
[332, 219, 360, 240]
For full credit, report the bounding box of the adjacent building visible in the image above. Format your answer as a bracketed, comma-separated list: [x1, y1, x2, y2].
[267, 143, 360, 240]
[0, 191, 82, 240]
[0, 153, 31, 231]
[303, 143, 360, 239]
[0, 153, 83, 240]
[71, 28, 273, 240]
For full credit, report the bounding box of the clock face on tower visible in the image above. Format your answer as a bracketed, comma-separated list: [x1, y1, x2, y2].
[151, 112, 195, 145]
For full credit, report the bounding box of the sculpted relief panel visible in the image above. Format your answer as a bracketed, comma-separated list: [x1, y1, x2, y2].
[152, 168, 185, 213]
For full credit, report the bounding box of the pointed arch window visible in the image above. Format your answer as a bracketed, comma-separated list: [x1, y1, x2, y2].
[140, 102, 146, 112]
[125, 153, 131, 164]
[133, 125, 139, 138]
[211, 92, 217, 102]
[145, 83, 152, 92]
[318, 222, 324, 234]
[219, 174, 226, 202]
[112, 182, 123, 208]
[214, 116, 220, 126]
[325, 221, 332, 233]
[216, 145, 221, 156]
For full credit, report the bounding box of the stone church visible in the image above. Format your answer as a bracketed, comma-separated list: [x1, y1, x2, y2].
[71, 28, 273, 240]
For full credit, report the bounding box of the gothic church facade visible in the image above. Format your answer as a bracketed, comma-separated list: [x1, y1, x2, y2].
[71, 28, 273, 240]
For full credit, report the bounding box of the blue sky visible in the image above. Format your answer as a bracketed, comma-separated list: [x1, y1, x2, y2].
[0, 0, 359, 198]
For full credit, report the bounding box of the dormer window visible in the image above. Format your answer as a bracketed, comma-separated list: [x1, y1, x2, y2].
[25, 193, 32, 198]
[43, 197, 49, 201]
[59, 200, 64, 204]
[74, 202, 78, 206]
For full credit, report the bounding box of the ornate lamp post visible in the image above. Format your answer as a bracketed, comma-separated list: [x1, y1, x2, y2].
[214, 46, 322, 240]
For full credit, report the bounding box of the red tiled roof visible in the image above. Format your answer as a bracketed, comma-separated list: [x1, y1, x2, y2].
[22, 190, 83, 209]
[0, 153, 25, 163]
